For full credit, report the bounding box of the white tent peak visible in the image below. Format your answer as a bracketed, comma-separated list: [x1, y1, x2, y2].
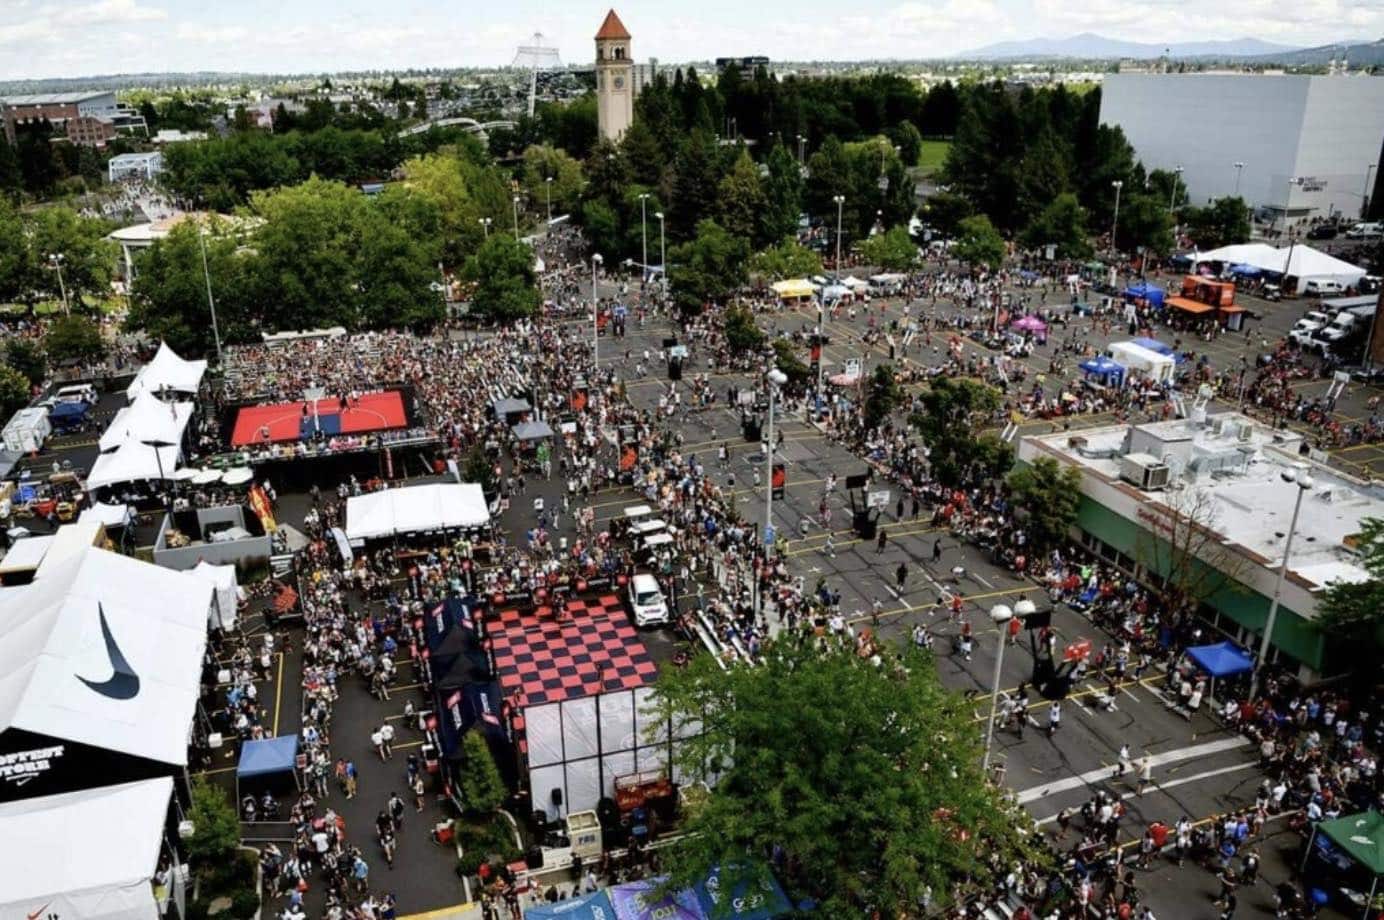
[125, 341, 208, 401]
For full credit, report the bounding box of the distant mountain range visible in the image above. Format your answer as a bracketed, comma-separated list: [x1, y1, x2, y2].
[961, 33, 1301, 60]
[1251, 38, 1384, 66]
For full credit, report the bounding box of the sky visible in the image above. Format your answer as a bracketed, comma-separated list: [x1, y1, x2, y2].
[0, 0, 1380, 81]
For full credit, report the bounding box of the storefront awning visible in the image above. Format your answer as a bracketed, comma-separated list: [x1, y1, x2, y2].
[1166, 296, 1213, 315]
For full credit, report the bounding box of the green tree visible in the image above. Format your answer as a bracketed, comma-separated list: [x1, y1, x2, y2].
[186, 775, 241, 868]
[26, 206, 115, 305]
[0, 365, 30, 419]
[462, 445, 498, 500]
[1006, 456, 1083, 554]
[952, 215, 1006, 269]
[1315, 517, 1384, 633]
[715, 148, 767, 246]
[670, 129, 723, 241]
[0, 198, 35, 305]
[760, 143, 804, 245]
[581, 199, 622, 262]
[458, 731, 507, 815]
[887, 120, 923, 167]
[4, 339, 46, 388]
[0, 133, 22, 196]
[1021, 193, 1093, 259]
[464, 234, 539, 322]
[44, 315, 105, 365]
[1116, 192, 1174, 256]
[859, 226, 919, 271]
[648, 641, 1037, 915]
[919, 191, 974, 239]
[910, 377, 1005, 487]
[748, 239, 821, 281]
[1182, 196, 1250, 249]
[521, 144, 585, 218]
[722, 303, 765, 352]
[667, 219, 750, 315]
[862, 364, 902, 431]
[771, 338, 810, 390]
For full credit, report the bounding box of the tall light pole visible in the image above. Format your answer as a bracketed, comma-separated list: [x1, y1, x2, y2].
[1361, 163, 1377, 219]
[512, 195, 521, 237]
[545, 176, 553, 226]
[591, 253, 603, 370]
[47, 254, 69, 316]
[1233, 161, 1245, 198]
[796, 134, 806, 165]
[1250, 468, 1313, 699]
[197, 226, 224, 365]
[655, 211, 667, 296]
[637, 192, 650, 286]
[982, 601, 1022, 775]
[832, 194, 845, 280]
[1168, 165, 1183, 214]
[764, 367, 788, 553]
[1110, 180, 1124, 254]
[479, 217, 491, 239]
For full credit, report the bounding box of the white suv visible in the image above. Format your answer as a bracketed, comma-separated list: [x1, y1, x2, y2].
[627, 573, 670, 627]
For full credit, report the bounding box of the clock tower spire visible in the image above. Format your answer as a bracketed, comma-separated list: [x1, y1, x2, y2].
[595, 9, 633, 142]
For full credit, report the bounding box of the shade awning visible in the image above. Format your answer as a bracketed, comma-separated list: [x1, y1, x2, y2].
[125, 342, 207, 400]
[513, 420, 555, 441]
[770, 279, 817, 298]
[525, 890, 616, 919]
[1166, 296, 1213, 315]
[1185, 640, 1253, 678]
[1319, 811, 1384, 876]
[492, 397, 533, 417]
[345, 483, 491, 540]
[78, 502, 135, 528]
[237, 735, 299, 779]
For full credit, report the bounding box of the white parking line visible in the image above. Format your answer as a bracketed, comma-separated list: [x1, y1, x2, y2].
[1032, 762, 1258, 824]
[1015, 736, 1251, 804]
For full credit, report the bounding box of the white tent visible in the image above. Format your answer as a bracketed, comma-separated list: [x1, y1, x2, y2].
[1108, 341, 1176, 385]
[124, 342, 207, 401]
[98, 393, 193, 453]
[840, 275, 870, 291]
[190, 561, 242, 631]
[0, 777, 173, 920]
[0, 547, 212, 771]
[1193, 243, 1367, 293]
[345, 483, 491, 541]
[87, 439, 180, 490]
[3, 407, 52, 453]
[78, 502, 135, 529]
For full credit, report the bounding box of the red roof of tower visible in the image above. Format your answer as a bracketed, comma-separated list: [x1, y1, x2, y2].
[595, 9, 631, 40]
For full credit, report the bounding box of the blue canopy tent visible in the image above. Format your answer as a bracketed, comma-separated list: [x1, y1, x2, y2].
[1123, 282, 1164, 309]
[694, 865, 793, 919]
[1079, 356, 1125, 388]
[525, 890, 617, 919]
[47, 400, 90, 431]
[1229, 263, 1263, 278]
[1185, 640, 1254, 705]
[421, 596, 476, 651]
[236, 734, 300, 800]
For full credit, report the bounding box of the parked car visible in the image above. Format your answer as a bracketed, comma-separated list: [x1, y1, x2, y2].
[1346, 222, 1383, 240]
[1306, 224, 1338, 240]
[1303, 279, 1347, 297]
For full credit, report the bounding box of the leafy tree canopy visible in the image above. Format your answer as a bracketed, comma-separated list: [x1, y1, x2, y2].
[1006, 456, 1084, 554]
[911, 377, 1007, 487]
[952, 214, 1007, 269]
[749, 239, 822, 281]
[464, 234, 540, 322]
[859, 226, 919, 272]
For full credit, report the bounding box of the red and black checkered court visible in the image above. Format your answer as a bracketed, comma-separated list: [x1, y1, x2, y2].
[488, 595, 659, 708]
[229, 390, 407, 446]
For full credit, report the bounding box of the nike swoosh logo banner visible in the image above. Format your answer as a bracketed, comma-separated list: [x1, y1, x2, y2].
[78, 603, 140, 700]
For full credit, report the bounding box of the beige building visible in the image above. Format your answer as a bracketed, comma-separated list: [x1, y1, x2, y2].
[594, 9, 633, 142]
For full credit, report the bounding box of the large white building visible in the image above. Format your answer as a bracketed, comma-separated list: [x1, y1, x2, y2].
[1100, 74, 1384, 224]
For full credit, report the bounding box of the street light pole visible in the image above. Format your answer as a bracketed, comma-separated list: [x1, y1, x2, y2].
[1168, 165, 1183, 214]
[982, 602, 1018, 776]
[1233, 161, 1245, 198]
[1110, 180, 1123, 254]
[197, 227, 224, 365]
[47, 254, 69, 316]
[655, 212, 666, 297]
[638, 193, 649, 287]
[591, 253, 603, 371]
[1250, 469, 1313, 700]
[833, 195, 845, 281]
[759, 368, 788, 624]
[512, 195, 521, 237]
[479, 218, 491, 239]
[545, 176, 553, 226]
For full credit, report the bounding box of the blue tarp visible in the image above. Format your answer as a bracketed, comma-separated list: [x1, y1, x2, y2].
[525, 890, 617, 919]
[1079, 356, 1125, 387]
[237, 734, 299, 779]
[1186, 640, 1254, 678]
[694, 866, 792, 919]
[1123, 283, 1164, 309]
[48, 402, 89, 422]
[1229, 263, 1263, 277]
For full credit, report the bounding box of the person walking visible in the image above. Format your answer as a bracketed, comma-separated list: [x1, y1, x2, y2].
[380, 722, 395, 760]
[1047, 701, 1062, 737]
[371, 726, 387, 761]
[412, 772, 426, 812]
[1137, 756, 1153, 796]
[932, 538, 943, 565]
[1115, 743, 1132, 778]
[895, 562, 908, 591]
[876, 529, 888, 555]
[388, 791, 406, 831]
[345, 760, 358, 799]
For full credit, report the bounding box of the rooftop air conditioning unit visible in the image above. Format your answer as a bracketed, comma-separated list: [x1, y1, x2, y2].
[1119, 452, 1170, 491]
[1211, 417, 1229, 437]
[1068, 436, 1088, 450]
[1238, 422, 1253, 442]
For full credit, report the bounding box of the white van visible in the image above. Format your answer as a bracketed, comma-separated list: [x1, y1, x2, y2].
[45, 384, 98, 407]
[627, 573, 670, 627]
[1303, 280, 1346, 297]
[629, 519, 669, 539]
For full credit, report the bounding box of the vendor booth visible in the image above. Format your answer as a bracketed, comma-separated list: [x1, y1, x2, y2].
[770, 279, 816, 301]
[1183, 640, 1253, 704]
[345, 482, 491, 542]
[1107, 341, 1176, 385]
[1129, 337, 1182, 362]
[1079, 356, 1125, 388]
[236, 734, 301, 803]
[0, 776, 181, 920]
[528, 869, 791, 920]
[1302, 810, 1384, 918]
[1010, 315, 1048, 342]
[48, 400, 91, 433]
[190, 560, 242, 631]
[0, 547, 212, 802]
[1123, 282, 1164, 310]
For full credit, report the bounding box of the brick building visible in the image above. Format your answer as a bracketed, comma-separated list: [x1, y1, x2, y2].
[1, 91, 146, 147]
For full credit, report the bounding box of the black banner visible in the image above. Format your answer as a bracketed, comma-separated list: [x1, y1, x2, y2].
[0, 727, 174, 803]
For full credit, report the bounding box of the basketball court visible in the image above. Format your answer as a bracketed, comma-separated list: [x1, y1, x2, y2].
[229, 390, 407, 446]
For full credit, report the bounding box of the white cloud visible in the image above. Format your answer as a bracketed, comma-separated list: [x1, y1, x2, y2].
[174, 22, 249, 44]
[57, 0, 166, 26]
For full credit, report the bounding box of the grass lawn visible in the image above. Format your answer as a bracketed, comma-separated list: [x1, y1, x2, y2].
[917, 139, 951, 177]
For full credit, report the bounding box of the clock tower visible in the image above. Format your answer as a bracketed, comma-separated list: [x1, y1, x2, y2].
[594, 9, 633, 142]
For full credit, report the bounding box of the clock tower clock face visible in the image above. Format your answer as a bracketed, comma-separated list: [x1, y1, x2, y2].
[614, 75, 625, 90]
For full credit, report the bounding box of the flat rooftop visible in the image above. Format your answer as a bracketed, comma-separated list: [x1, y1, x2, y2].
[1029, 413, 1384, 591]
[1, 91, 112, 105]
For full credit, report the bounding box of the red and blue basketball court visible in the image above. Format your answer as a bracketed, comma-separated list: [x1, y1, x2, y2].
[230, 390, 407, 446]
